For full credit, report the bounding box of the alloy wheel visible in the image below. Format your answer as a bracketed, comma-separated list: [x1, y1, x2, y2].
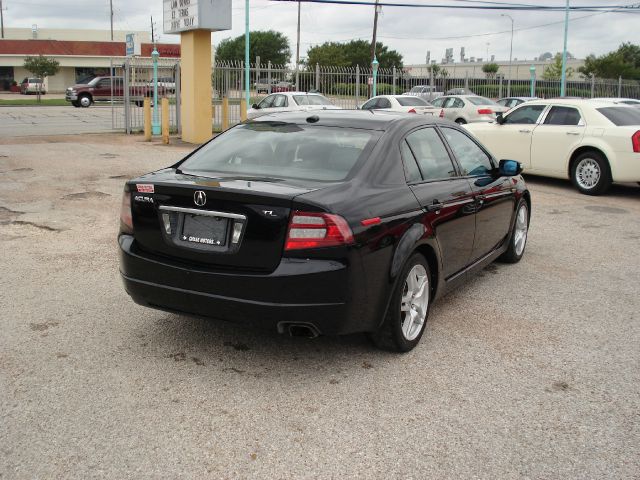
[576, 158, 601, 190]
[514, 203, 528, 256]
[400, 264, 429, 341]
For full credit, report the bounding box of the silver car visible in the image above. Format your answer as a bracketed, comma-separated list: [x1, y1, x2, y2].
[403, 85, 444, 101]
[430, 95, 508, 124]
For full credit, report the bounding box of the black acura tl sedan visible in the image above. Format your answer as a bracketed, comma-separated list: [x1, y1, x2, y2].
[119, 110, 530, 352]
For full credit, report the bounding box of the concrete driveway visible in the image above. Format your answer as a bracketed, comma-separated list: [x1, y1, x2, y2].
[0, 105, 117, 136]
[0, 134, 639, 479]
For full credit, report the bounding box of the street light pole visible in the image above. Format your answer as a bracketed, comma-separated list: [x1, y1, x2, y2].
[1, 0, 6, 39]
[244, 0, 250, 109]
[295, 0, 301, 89]
[110, 0, 114, 41]
[560, 0, 570, 97]
[372, 56, 379, 97]
[501, 13, 514, 97]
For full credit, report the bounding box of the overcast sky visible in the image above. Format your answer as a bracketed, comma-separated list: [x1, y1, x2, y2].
[4, 0, 639, 64]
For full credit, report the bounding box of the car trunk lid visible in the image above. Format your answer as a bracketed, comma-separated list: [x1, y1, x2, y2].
[129, 169, 328, 273]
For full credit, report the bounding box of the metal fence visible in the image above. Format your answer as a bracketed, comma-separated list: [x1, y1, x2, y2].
[212, 60, 640, 130]
[110, 57, 181, 133]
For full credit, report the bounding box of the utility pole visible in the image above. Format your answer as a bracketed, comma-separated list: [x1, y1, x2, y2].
[151, 16, 155, 44]
[110, 0, 113, 41]
[369, 0, 380, 65]
[295, 1, 301, 89]
[501, 14, 514, 97]
[560, 0, 570, 97]
[2, 0, 6, 39]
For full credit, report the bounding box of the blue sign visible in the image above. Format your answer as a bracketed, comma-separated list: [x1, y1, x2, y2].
[126, 34, 135, 57]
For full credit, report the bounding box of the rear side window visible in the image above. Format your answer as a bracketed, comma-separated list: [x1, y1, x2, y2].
[179, 123, 378, 182]
[397, 97, 428, 107]
[504, 104, 546, 124]
[467, 97, 495, 106]
[377, 98, 392, 108]
[400, 141, 422, 183]
[544, 106, 582, 126]
[431, 98, 445, 107]
[441, 128, 493, 176]
[405, 128, 457, 180]
[596, 107, 640, 126]
[361, 98, 378, 110]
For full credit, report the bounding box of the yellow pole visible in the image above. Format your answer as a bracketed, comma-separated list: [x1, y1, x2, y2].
[180, 30, 213, 143]
[161, 97, 170, 144]
[143, 97, 151, 141]
[240, 98, 247, 122]
[222, 97, 229, 131]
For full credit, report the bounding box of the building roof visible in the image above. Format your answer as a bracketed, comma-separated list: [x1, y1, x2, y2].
[0, 39, 180, 58]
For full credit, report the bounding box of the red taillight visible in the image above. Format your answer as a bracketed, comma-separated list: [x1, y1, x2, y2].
[632, 130, 640, 153]
[407, 108, 417, 114]
[285, 211, 354, 250]
[477, 108, 493, 115]
[120, 191, 133, 234]
[439, 109, 445, 118]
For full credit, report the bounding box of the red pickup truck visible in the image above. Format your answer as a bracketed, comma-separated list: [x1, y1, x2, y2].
[65, 76, 168, 108]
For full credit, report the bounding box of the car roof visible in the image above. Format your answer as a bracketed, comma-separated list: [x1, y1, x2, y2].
[249, 109, 446, 130]
[522, 98, 624, 108]
[280, 91, 326, 96]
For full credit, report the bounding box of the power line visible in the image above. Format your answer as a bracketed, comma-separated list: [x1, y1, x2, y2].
[271, 0, 640, 12]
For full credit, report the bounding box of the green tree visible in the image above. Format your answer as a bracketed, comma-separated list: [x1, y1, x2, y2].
[23, 55, 60, 102]
[216, 30, 291, 65]
[542, 53, 575, 80]
[306, 40, 403, 69]
[482, 63, 500, 79]
[579, 43, 640, 80]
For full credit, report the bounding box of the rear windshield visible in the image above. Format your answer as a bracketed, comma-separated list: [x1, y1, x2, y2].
[397, 97, 429, 106]
[596, 107, 640, 126]
[293, 95, 333, 106]
[467, 96, 496, 106]
[179, 123, 378, 182]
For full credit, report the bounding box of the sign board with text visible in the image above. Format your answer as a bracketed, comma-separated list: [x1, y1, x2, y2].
[163, 0, 232, 34]
[125, 33, 141, 56]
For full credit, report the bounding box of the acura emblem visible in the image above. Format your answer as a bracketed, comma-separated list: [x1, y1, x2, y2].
[194, 190, 207, 206]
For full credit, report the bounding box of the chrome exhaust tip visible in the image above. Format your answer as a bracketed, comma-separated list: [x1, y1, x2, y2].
[277, 322, 320, 339]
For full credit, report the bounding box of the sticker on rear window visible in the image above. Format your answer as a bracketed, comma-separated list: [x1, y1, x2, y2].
[136, 184, 154, 193]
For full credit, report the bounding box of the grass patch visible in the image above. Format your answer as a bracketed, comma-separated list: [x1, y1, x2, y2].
[0, 98, 70, 106]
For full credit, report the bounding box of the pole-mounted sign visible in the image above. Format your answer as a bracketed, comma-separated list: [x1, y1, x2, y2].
[125, 33, 141, 57]
[163, 0, 231, 34]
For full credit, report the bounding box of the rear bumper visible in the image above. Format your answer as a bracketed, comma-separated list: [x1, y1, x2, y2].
[119, 235, 372, 335]
[611, 151, 640, 182]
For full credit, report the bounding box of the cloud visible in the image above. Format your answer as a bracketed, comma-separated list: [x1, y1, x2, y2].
[4, 0, 637, 64]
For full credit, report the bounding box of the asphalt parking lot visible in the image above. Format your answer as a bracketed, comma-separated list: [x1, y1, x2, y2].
[0, 105, 117, 137]
[1, 134, 639, 479]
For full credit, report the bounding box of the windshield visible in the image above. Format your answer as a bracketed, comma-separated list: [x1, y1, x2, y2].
[467, 96, 497, 106]
[397, 97, 429, 107]
[293, 95, 333, 106]
[179, 123, 378, 182]
[596, 107, 640, 126]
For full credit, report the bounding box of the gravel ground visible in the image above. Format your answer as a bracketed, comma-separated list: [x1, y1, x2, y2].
[0, 134, 639, 479]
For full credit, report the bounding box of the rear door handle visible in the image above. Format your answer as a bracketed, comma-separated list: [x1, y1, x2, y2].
[566, 131, 581, 136]
[426, 201, 444, 213]
[518, 129, 531, 133]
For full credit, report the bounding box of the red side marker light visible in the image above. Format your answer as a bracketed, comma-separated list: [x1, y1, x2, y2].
[477, 108, 493, 115]
[361, 217, 381, 226]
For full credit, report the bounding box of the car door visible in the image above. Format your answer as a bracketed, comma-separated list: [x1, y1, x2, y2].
[529, 105, 585, 174]
[440, 126, 515, 262]
[93, 78, 113, 101]
[401, 127, 476, 279]
[491, 103, 548, 168]
[449, 97, 466, 122]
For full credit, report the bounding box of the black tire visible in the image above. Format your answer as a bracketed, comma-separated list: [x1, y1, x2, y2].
[78, 94, 92, 108]
[370, 253, 431, 353]
[570, 151, 611, 195]
[455, 118, 467, 124]
[71, 101, 80, 108]
[499, 198, 529, 264]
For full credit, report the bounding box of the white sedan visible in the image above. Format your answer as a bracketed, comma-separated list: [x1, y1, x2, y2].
[430, 95, 509, 124]
[247, 92, 339, 119]
[360, 95, 440, 115]
[464, 99, 640, 195]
